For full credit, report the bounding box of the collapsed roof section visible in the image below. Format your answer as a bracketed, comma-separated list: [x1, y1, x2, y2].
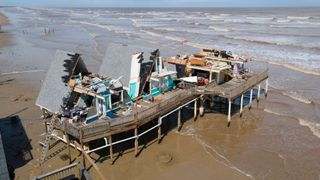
[36, 50, 89, 113]
[99, 44, 152, 88]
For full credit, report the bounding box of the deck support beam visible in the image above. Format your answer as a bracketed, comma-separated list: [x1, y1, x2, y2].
[134, 127, 138, 157]
[257, 84, 261, 103]
[249, 89, 253, 110]
[240, 94, 244, 118]
[228, 99, 232, 127]
[265, 79, 268, 98]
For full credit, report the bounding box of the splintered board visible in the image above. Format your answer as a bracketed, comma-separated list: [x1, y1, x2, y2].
[36, 50, 88, 113]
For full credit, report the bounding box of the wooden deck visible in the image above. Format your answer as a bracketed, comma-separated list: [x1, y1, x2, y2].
[190, 69, 268, 99]
[56, 88, 195, 143]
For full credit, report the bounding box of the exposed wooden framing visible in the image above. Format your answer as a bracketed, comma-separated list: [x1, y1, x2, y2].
[73, 86, 104, 100]
[240, 94, 244, 117]
[249, 89, 253, 110]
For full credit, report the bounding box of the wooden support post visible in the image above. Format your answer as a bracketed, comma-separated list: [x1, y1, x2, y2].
[134, 127, 138, 157]
[178, 108, 181, 130]
[80, 131, 85, 168]
[194, 100, 197, 121]
[44, 121, 48, 134]
[265, 79, 268, 98]
[228, 99, 232, 127]
[158, 116, 162, 143]
[240, 94, 244, 118]
[108, 136, 113, 162]
[74, 142, 107, 180]
[199, 95, 204, 117]
[65, 132, 72, 164]
[249, 89, 253, 110]
[257, 84, 261, 103]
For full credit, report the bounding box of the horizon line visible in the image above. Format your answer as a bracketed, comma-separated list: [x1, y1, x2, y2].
[1, 5, 320, 8]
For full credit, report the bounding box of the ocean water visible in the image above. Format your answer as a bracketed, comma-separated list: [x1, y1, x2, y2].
[1, 7, 320, 179]
[2, 6, 320, 133]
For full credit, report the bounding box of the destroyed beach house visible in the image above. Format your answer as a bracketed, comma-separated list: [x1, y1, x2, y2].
[35, 44, 268, 177]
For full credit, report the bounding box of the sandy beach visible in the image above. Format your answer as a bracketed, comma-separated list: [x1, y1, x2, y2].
[1, 8, 320, 180]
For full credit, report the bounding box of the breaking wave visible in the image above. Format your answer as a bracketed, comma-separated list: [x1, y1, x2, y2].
[264, 60, 320, 76]
[281, 91, 312, 104]
[246, 16, 275, 21]
[298, 118, 320, 138]
[224, 35, 320, 52]
[287, 16, 311, 20]
[209, 26, 231, 32]
[263, 108, 320, 138]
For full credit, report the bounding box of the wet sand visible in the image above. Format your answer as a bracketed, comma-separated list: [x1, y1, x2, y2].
[1, 10, 320, 180]
[0, 13, 11, 48]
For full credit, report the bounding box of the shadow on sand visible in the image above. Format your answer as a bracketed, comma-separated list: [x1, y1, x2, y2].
[0, 114, 33, 179]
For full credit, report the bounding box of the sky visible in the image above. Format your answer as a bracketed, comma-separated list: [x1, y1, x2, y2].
[1, 0, 320, 7]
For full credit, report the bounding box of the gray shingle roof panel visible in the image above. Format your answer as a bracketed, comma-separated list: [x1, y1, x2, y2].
[36, 50, 73, 113]
[99, 44, 152, 87]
